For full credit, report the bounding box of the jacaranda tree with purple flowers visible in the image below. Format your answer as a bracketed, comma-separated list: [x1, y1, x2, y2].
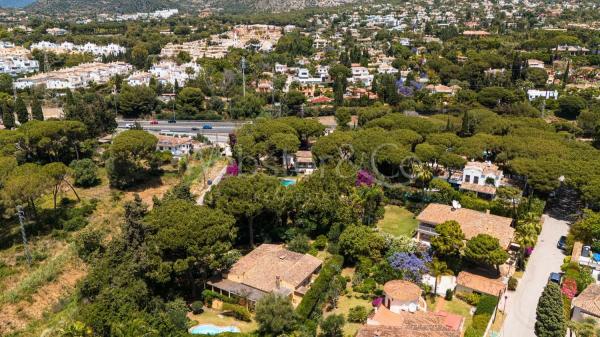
[388, 252, 431, 283]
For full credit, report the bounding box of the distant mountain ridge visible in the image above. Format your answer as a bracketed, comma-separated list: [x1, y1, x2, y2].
[25, 0, 361, 14]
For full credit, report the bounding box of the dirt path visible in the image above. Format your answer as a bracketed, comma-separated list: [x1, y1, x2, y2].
[191, 159, 228, 203]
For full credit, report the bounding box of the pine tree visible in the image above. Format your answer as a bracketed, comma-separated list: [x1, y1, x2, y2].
[31, 96, 44, 121]
[562, 60, 570, 89]
[461, 111, 472, 136]
[535, 282, 566, 337]
[1, 102, 14, 129]
[15, 96, 28, 124]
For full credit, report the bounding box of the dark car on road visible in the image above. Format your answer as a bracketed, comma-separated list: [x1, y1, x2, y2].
[557, 236, 567, 250]
[549, 272, 562, 284]
[168, 119, 176, 124]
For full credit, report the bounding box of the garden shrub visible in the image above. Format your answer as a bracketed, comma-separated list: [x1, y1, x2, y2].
[222, 303, 251, 322]
[508, 277, 518, 291]
[190, 301, 204, 314]
[353, 278, 377, 294]
[347, 305, 369, 323]
[456, 292, 480, 306]
[445, 289, 453, 301]
[313, 235, 328, 250]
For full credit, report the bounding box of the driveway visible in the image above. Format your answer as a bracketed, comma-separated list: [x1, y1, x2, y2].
[499, 215, 569, 337]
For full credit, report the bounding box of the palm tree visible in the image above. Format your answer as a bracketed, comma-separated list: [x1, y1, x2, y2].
[412, 162, 433, 195]
[428, 258, 452, 298]
[516, 222, 538, 249]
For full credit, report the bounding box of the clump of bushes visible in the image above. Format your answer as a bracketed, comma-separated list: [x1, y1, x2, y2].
[222, 303, 251, 322]
[347, 305, 369, 323]
[508, 277, 518, 291]
[201, 289, 238, 306]
[456, 292, 481, 306]
[190, 301, 204, 314]
[313, 235, 328, 250]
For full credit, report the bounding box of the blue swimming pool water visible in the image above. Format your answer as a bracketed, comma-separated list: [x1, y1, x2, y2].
[280, 179, 296, 187]
[189, 324, 240, 335]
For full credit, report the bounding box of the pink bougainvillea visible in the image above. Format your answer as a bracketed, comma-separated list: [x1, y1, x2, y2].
[561, 278, 577, 299]
[226, 163, 239, 176]
[356, 169, 375, 187]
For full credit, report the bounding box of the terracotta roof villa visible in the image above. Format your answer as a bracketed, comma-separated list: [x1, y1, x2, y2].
[362, 280, 463, 337]
[455, 271, 506, 297]
[416, 203, 515, 249]
[572, 284, 600, 321]
[207, 244, 322, 307]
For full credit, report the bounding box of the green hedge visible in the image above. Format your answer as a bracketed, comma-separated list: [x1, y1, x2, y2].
[222, 303, 252, 322]
[296, 255, 344, 320]
[201, 289, 238, 306]
[463, 294, 498, 337]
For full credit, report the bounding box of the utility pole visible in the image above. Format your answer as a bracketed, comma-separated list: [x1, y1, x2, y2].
[16, 206, 32, 267]
[241, 57, 246, 97]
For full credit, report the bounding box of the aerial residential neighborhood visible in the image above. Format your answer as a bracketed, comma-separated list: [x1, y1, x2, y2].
[2, 0, 600, 337]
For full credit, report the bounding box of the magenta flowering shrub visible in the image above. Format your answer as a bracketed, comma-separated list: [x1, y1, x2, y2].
[356, 169, 375, 187]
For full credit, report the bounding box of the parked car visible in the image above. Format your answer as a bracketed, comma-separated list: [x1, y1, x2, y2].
[202, 124, 213, 129]
[557, 236, 567, 250]
[549, 272, 562, 284]
[150, 119, 158, 125]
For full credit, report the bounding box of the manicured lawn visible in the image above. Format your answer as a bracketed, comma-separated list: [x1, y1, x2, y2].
[188, 308, 257, 333]
[377, 205, 419, 237]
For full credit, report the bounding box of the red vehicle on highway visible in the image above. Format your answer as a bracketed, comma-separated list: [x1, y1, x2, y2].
[150, 119, 158, 125]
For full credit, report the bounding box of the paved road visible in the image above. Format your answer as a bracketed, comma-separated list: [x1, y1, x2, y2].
[500, 215, 569, 337]
[117, 119, 247, 134]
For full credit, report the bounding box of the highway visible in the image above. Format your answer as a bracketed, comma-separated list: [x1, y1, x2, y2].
[116, 119, 247, 144]
[117, 119, 247, 134]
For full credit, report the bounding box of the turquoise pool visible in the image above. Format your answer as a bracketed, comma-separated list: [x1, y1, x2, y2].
[189, 324, 240, 335]
[280, 179, 296, 187]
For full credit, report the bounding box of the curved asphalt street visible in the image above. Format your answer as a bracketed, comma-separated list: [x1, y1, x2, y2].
[500, 215, 569, 337]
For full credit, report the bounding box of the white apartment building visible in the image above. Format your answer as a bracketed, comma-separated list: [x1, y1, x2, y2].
[0, 57, 39, 76]
[30, 41, 126, 57]
[127, 60, 201, 87]
[15, 62, 133, 90]
[349, 65, 374, 87]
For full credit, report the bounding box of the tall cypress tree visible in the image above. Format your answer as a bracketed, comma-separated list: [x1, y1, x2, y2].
[31, 96, 44, 121]
[1, 102, 14, 129]
[535, 282, 566, 337]
[15, 96, 28, 124]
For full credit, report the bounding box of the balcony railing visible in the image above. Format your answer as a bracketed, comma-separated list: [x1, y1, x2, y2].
[417, 224, 438, 236]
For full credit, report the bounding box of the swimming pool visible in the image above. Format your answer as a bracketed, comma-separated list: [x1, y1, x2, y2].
[189, 324, 240, 335]
[280, 179, 296, 187]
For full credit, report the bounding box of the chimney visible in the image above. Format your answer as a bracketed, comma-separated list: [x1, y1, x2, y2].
[275, 275, 281, 289]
